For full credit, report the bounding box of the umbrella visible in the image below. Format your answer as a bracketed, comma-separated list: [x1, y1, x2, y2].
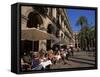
[55, 38, 68, 45]
[49, 34, 59, 47]
[21, 28, 53, 41]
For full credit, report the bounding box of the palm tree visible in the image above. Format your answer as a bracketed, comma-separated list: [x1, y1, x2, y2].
[76, 16, 89, 51]
[88, 26, 95, 51]
[77, 25, 95, 51]
[78, 29, 87, 51]
[76, 16, 88, 30]
[76, 16, 95, 51]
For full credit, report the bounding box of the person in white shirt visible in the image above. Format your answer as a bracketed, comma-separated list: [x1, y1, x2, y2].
[39, 54, 52, 69]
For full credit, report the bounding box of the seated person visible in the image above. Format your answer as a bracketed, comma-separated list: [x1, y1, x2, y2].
[21, 53, 32, 71]
[21, 58, 31, 71]
[47, 49, 54, 60]
[23, 53, 32, 64]
[65, 48, 70, 60]
[31, 52, 43, 70]
[60, 49, 67, 64]
[39, 54, 47, 62]
[39, 54, 52, 69]
[55, 51, 61, 61]
[38, 49, 47, 62]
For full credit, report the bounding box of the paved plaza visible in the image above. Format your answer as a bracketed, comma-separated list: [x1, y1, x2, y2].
[51, 51, 95, 69]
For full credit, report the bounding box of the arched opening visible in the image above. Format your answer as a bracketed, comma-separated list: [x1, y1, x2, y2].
[27, 11, 43, 28]
[47, 24, 57, 34]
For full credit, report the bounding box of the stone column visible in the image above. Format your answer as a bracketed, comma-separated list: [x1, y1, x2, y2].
[59, 15, 61, 25]
[52, 8, 56, 18]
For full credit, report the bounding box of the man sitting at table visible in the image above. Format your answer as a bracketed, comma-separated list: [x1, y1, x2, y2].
[31, 52, 43, 70]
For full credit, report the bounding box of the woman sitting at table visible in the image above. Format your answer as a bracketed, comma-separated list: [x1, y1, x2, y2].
[47, 49, 59, 65]
[54, 51, 61, 64]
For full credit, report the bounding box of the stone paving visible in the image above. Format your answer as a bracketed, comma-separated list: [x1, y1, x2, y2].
[50, 51, 96, 69]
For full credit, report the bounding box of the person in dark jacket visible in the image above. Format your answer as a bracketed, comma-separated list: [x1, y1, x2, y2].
[31, 52, 43, 70]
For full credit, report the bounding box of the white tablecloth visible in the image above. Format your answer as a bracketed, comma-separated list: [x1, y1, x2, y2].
[40, 60, 52, 68]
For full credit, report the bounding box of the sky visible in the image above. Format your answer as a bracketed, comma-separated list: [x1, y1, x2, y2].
[66, 8, 96, 32]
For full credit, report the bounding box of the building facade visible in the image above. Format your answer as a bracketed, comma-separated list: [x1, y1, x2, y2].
[21, 6, 74, 54]
[73, 32, 79, 48]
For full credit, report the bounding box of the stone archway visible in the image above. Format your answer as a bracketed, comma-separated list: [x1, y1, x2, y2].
[27, 11, 43, 28]
[24, 8, 34, 18]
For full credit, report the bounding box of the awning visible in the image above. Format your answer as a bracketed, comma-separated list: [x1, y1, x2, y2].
[21, 28, 54, 41]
